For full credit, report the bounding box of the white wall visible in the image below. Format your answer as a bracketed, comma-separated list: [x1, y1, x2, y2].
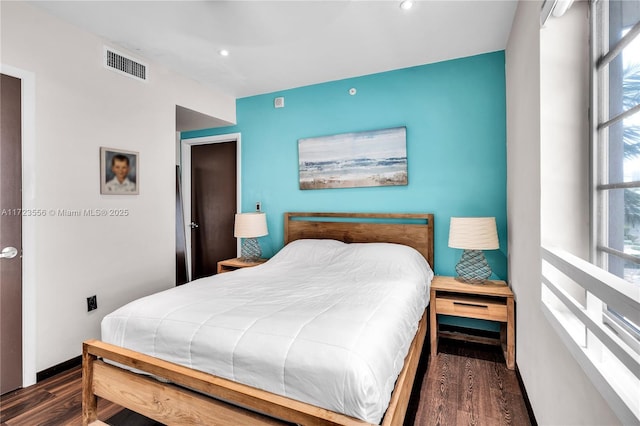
[0, 1, 235, 375]
[506, 1, 620, 424]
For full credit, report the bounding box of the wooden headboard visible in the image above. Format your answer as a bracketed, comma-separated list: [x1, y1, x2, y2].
[284, 212, 434, 267]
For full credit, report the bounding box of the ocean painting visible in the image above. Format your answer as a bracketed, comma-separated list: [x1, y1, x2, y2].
[298, 127, 408, 190]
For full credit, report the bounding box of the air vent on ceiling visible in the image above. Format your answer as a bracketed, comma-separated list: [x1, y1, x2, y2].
[103, 47, 147, 82]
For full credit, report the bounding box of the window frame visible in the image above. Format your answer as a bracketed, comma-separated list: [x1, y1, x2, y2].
[592, 0, 640, 344]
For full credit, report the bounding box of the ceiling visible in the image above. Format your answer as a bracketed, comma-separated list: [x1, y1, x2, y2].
[31, 1, 518, 99]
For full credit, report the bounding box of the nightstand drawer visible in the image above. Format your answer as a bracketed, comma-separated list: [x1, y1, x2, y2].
[436, 295, 507, 322]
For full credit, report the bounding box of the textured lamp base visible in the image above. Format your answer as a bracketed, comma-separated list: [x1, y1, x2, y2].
[240, 238, 262, 262]
[455, 249, 492, 284]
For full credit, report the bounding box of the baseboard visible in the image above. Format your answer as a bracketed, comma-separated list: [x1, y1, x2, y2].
[36, 355, 82, 382]
[515, 364, 538, 426]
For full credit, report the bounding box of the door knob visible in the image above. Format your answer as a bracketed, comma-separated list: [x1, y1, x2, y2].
[189, 222, 199, 229]
[0, 247, 18, 259]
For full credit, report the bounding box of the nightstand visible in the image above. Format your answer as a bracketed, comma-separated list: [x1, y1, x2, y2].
[429, 275, 515, 369]
[216, 257, 267, 274]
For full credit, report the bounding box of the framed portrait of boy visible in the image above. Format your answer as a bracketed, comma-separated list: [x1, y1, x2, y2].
[100, 147, 139, 195]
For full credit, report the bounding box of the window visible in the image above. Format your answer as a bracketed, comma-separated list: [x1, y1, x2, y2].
[593, 0, 640, 345]
[541, 2, 640, 423]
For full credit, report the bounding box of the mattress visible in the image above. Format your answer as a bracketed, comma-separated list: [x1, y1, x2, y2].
[101, 239, 433, 423]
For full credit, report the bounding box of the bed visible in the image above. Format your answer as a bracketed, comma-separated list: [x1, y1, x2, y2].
[82, 212, 434, 426]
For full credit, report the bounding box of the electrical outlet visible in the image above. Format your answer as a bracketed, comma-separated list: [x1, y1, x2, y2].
[87, 295, 97, 312]
[256, 201, 261, 212]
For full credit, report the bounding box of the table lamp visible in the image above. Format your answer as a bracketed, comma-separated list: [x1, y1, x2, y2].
[234, 212, 268, 262]
[448, 217, 499, 283]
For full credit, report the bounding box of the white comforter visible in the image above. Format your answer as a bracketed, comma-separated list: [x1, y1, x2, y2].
[101, 239, 433, 424]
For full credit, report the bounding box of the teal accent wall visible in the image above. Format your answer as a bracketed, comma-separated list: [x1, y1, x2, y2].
[183, 51, 507, 290]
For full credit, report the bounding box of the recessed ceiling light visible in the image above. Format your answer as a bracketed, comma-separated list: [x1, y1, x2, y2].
[400, 0, 413, 10]
[219, 49, 230, 57]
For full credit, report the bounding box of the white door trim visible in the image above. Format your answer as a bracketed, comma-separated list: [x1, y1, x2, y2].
[180, 133, 241, 281]
[1, 64, 37, 387]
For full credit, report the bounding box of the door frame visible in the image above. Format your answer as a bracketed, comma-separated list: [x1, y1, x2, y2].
[1, 64, 37, 388]
[180, 133, 241, 281]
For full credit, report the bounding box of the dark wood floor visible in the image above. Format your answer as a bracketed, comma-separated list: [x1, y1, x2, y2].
[0, 339, 532, 426]
[412, 339, 532, 425]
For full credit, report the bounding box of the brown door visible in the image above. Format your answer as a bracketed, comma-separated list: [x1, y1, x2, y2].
[176, 165, 188, 286]
[190, 141, 237, 280]
[0, 74, 23, 395]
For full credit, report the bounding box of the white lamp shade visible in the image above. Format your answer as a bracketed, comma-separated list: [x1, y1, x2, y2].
[448, 217, 499, 250]
[234, 213, 268, 238]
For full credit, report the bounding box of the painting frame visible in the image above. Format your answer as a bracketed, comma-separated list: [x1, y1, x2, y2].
[298, 126, 408, 190]
[100, 147, 139, 195]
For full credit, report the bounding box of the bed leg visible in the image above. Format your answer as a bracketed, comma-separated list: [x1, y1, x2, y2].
[429, 288, 437, 362]
[82, 342, 99, 426]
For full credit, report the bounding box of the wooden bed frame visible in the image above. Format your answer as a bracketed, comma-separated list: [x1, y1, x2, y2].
[83, 212, 434, 426]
